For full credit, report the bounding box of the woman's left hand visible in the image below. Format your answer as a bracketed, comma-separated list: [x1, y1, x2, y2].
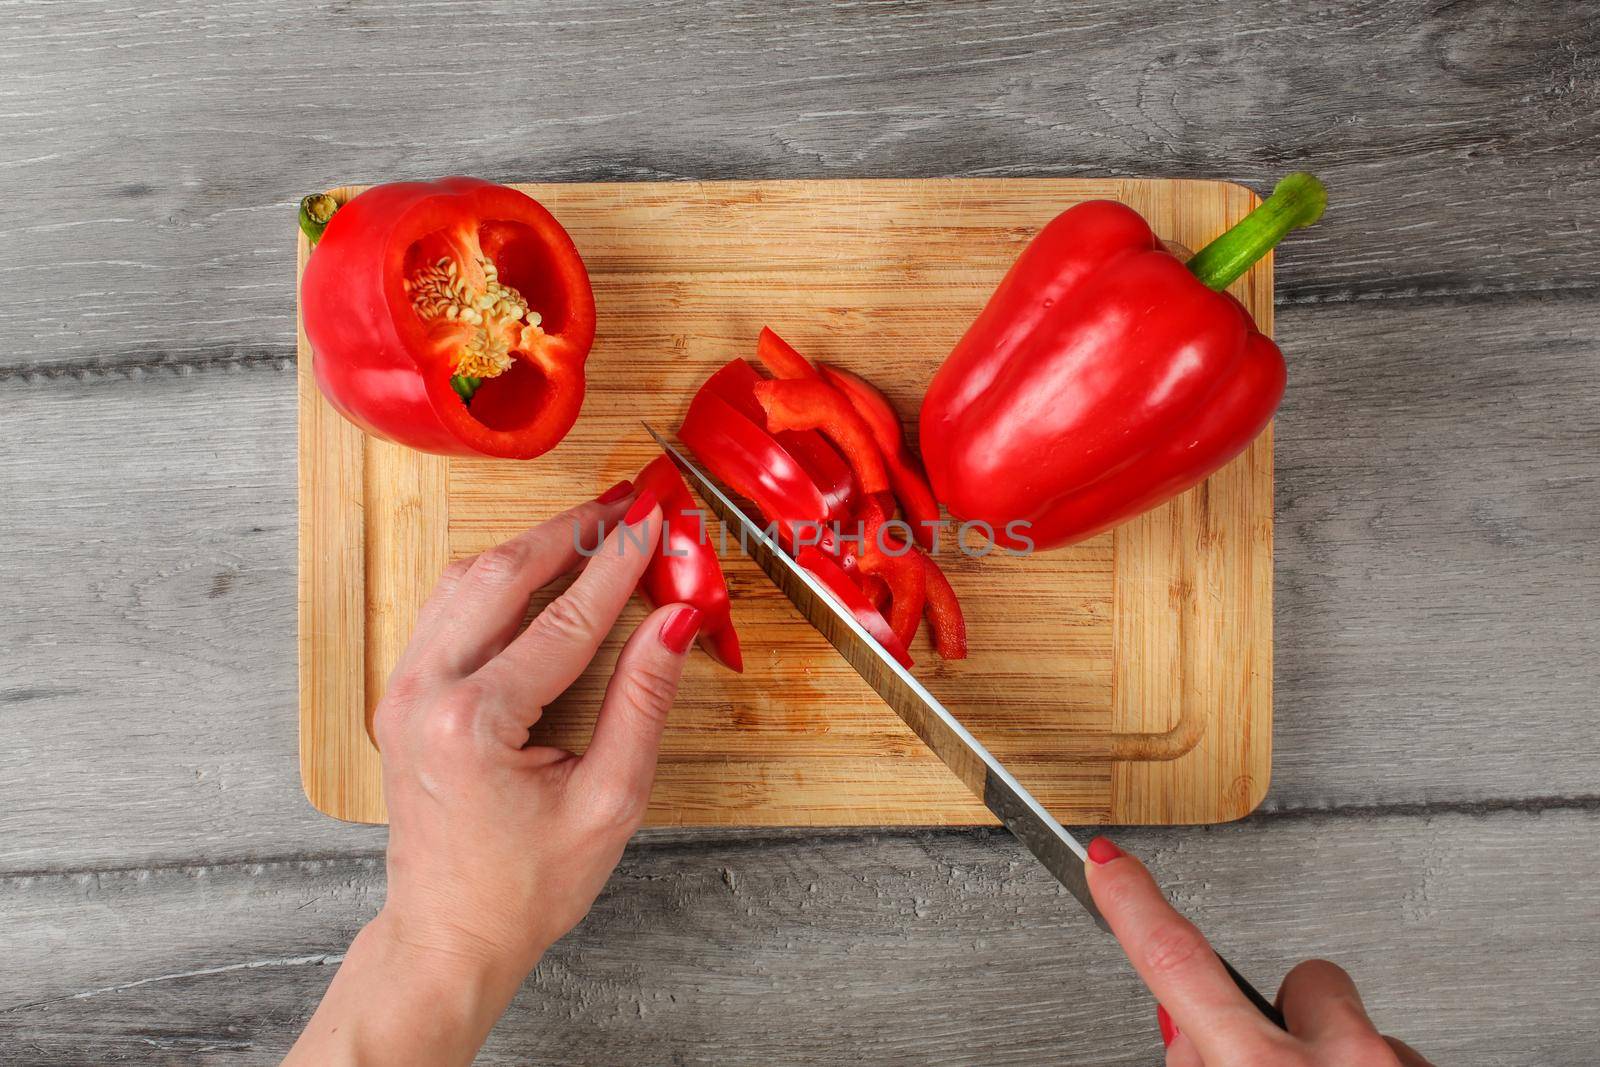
[288, 481, 701, 1065]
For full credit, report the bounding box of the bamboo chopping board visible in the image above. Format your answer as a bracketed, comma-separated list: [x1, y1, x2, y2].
[298, 178, 1273, 828]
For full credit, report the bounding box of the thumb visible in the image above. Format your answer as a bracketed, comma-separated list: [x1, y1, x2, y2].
[575, 604, 700, 823]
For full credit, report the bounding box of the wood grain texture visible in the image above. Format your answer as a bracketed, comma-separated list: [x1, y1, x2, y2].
[298, 178, 1273, 827]
[4, 811, 1597, 1065]
[0, 369, 392, 874]
[294, 241, 378, 828]
[3, 0, 1598, 378]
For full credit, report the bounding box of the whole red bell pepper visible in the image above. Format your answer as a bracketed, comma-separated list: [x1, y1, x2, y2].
[920, 173, 1325, 551]
[634, 456, 742, 671]
[301, 177, 596, 459]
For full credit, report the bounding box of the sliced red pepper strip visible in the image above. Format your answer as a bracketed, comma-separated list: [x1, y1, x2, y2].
[684, 345, 962, 663]
[754, 378, 890, 497]
[633, 456, 742, 671]
[797, 547, 913, 668]
[919, 553, 967, 661]
[679, 389, 836, 555]
[700, 358, 769, 424]
[775, 431, 855, 519]
[857, 537, 926, 650]
[817, 363, 941, 550]
[746, 333, 856, 511]
[860, 574, 891, 616]
[831, 489, 894, 579]
[701, 358, 854, 518]
[755, 326, 821, 380]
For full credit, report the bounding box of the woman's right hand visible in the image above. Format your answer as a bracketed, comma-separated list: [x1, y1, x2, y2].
[1084, 837, 1434, 1066]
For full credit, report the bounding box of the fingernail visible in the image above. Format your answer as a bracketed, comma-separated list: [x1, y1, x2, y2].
[659, 606, 703, 654]
[596, 478, 634, 504]
[1156, 1004, 1179, 1047]
[623, 488, 659, 526]
[1087, 837, 1123, 865]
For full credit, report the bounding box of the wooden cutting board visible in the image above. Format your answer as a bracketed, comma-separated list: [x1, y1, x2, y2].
[298, 178, 1273, 828]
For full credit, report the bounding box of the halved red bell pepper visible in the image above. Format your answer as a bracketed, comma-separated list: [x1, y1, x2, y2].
[797, 547, 913, 668]
[754, 378, 890, 497]
[634, 456, 742, 671]
[920, 174, 1324, 550]
[817, 363, 940, 550]
[302, 177, 596, 459]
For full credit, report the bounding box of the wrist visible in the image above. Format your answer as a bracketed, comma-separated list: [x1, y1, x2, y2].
[287, 910, 540, 1066]
[366, 907, 538, 1011]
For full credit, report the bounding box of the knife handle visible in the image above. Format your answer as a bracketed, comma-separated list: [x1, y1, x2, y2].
[1216, 952, 1287, 1029]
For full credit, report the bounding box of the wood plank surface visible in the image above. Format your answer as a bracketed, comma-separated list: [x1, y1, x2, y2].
[2, 0, 1597, 1061]
[298, 177, 1274, 827]
[4, 811, 1596, 1065]
[2, 1, 1597, 376]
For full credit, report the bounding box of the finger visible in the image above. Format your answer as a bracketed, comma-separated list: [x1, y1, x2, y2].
[406, 554, 478, 650]
[422, 489, 635, 676]
[473, 492, 661, 722]
[569, 603, 698, 831]
[1085, 838, 1273, 1062]
[387, 553, 478, 684]
[1164, 1031, 1204, 1067]
[1386, 1036, 1437, 1067]
[1277, 959, 1378, 1043]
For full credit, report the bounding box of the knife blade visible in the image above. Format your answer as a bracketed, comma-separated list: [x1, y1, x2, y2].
[645, 422, 1101, 919]
[644, 422, 1286, 1027]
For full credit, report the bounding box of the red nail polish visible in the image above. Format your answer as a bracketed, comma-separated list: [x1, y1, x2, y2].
[623, 488, 658, 526]
[1156, 1004, 1179, 1047]
[1087, 837, 1123, 865]
[659, 606, 703, 654]
[596, 478, 634, 504]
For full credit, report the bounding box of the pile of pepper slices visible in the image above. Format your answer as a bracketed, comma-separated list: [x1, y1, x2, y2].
[636, 328, 966, 673]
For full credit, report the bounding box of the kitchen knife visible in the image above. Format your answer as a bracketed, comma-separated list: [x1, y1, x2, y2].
[645, 422, 1287, 1028]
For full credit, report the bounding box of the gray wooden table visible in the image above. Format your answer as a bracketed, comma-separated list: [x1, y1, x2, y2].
[2, 2, 1596, 1063]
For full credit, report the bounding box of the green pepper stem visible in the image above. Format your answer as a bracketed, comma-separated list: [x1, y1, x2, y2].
[451, 375, 483, 404]
[298, 193, 340, 246]
[1186, 173, 1326, 291]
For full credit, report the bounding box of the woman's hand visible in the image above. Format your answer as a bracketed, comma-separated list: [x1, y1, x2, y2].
[1085, 838, 1433, 1066]
[288, 481, 701, 1066]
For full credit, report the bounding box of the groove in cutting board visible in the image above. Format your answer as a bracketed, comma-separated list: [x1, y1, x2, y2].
[298, 178, 1272, 827]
